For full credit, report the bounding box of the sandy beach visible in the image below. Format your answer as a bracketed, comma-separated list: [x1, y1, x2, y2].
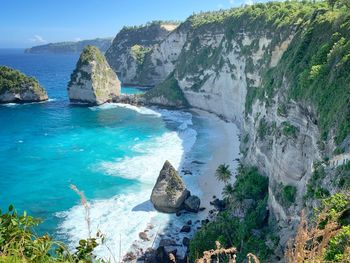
[190, 109, 240, 219]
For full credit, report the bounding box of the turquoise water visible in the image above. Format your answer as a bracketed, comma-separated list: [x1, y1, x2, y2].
[0, 49, 224, 259]
[121, 86, 146, 95]
[0, 50, 182, 233]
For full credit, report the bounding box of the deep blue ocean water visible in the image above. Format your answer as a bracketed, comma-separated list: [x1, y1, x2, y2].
[0, 49, 214, 257]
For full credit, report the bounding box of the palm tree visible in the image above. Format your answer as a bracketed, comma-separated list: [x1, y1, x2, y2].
[222, 183, 235, 202]
[215, 164, 232, 184]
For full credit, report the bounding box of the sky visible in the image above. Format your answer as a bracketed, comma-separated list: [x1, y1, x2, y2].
[0, 0, 262, 48]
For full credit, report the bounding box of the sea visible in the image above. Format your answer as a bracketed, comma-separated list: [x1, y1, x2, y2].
[0, 49, 226, 260]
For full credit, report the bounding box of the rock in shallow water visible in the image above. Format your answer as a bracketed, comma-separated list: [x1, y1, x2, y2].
[68, 45, 121, 105]
[184, 195, 201, 213]
[0, 66, 48, 103]
[150, 160, 189, 213]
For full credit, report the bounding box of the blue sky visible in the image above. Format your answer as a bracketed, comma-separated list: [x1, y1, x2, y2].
[1, 0, 261, 48]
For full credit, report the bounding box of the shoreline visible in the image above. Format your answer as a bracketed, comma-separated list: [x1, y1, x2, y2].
[125, 107, 241, 262]
[190, 109, 240, 220]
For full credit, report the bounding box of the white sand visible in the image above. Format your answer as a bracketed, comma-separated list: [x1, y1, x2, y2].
[190, 109, 240, 218]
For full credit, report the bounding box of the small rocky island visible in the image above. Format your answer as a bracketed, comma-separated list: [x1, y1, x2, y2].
[68, 45, 121, 105]
[0, 66, 48, 103]
[151, 160, 200, 213]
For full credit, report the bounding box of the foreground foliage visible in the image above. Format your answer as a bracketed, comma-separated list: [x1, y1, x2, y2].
[286, 193, 350, 262]
[189, 166, 271, 262]
[0, 206, 103, 262]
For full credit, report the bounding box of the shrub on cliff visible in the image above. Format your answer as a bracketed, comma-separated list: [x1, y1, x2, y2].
[189, 165, 271, 262]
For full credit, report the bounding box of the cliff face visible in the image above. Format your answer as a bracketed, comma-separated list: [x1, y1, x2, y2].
[68, 45, 121, 105]
[0, 66, 48, 103]
[105, 22, 179, 86]
[124, 2, 350, 250]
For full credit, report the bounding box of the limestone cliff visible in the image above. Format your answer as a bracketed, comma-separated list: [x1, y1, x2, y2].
[121, 2, 350, 254]
[105, 21, 179, 86]
[0, 66, 48, 103]
[68, 45, 121, 105]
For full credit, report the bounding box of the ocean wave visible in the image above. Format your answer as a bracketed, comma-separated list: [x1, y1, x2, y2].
[1, 98, 55, 107]
[89, 103, 161, 117]
[57, 190, 166, 262]
[58, 107, 197, 260]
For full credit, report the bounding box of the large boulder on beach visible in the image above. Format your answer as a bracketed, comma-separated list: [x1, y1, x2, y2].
[0, 66, 48, 103]
[68, 45, 120, 105]
[184, 195, 201, 213]
[151, 160, 189, 213]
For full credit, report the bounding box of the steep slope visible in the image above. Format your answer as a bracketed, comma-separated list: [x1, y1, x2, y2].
[105, 21, 179, 86]
[68, 45, 121, 105]
[0, 66, 48, 103]
[25, 38, 113, 53]
[139, 2, 350, 258]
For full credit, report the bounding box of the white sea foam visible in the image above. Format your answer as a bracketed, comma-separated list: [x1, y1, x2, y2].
[57, 190, 165, 262]
[2, 98, 55, 107]
[89, 103, 161, 117]
[57, 107, 197, 261]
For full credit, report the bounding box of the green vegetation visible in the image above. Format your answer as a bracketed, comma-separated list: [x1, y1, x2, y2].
[190, 165, 271, 262]
[325, 226, 350, 262]
[130, 45, 152, 65]
[276, 184, 297, 207]
[68, 45, 110, 87]
[122, 20, 180, 31]
[336, 161, 350, 189]
[306, 163, 330, 199]
[0, 66, 42, 95]
[277, 104, 288, 117]
[322, 193, 350, 262]
[245, 3, 350, 145]
[281, 121, 299, 138]
[77, 45, 105, 67]
[144, 72, 189, 107]
[0, 205, 104, 262]
[243, 134, 249, 144]
[257, 118, 271, 140]
[215, 164, 232, 184]
[286, 193, 350, 262]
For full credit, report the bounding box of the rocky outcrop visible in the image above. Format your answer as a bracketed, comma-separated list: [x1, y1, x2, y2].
[184, 195, 201, 213]
[122, 3, 350, 253]
[0, 66, 48, 103]
[150, 160, 189, 213]
[68, 45, 121, 105]
[105, 21, 179, 86]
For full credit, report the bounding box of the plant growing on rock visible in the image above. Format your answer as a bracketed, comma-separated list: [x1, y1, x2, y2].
[285, 193, 350, 262]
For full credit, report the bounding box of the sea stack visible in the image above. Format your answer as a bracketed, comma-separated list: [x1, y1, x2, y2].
[151, 161, 190, 213]
[0, 66, 48, 103]
[68, 45, 120, 105]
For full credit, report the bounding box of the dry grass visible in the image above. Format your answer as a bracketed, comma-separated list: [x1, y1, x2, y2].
[195, 241, 259, 263]
[285, 209, 349, 263]
[70, 184, 92, 238]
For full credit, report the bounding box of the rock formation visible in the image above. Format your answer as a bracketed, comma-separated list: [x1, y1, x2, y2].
[118, 2, 350, 254]
[105, 21, 179, 86]
[68, 45, 120, 105]
[150, 160, 189, 213]
[0, 66, 48, 103]
[184, 195, 201, 213]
